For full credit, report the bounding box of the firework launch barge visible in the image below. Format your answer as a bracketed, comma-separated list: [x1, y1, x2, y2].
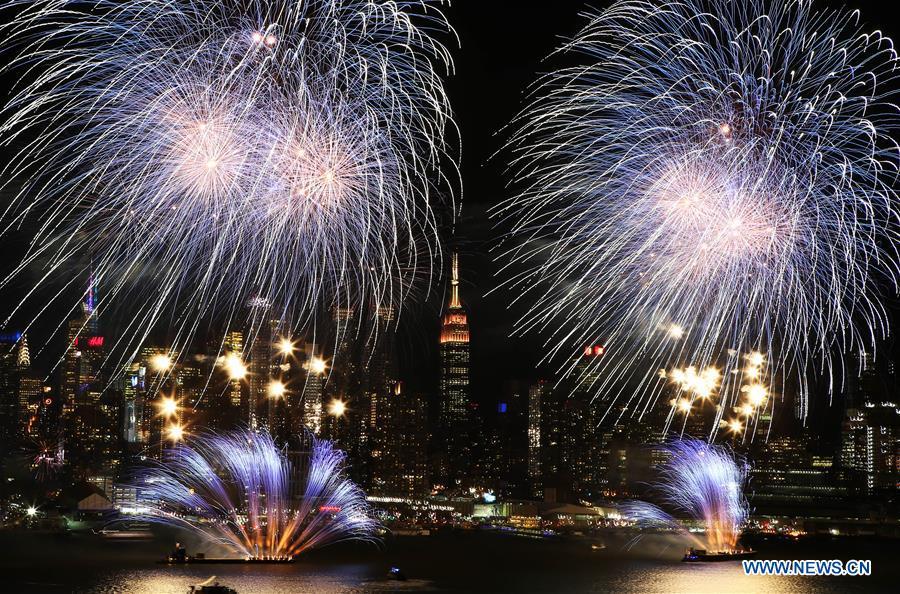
[161, 555, 295, 564]
[682, 548, 756, 562]
[161, 547, 295, 564]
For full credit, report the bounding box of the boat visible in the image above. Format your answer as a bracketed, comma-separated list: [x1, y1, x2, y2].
[188, 576, 237, 594]
[682, 548, 756, 562]
[94, 522, 154, 540]
[388, 567, 407, 581]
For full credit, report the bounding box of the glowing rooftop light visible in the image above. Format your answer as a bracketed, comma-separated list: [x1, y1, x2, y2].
[677, 398, 692, 413]
[747, 352, 765, 367]
[26, 506, 37, 517]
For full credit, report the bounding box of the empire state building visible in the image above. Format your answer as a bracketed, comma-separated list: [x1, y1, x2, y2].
[439, 252, 472, 485]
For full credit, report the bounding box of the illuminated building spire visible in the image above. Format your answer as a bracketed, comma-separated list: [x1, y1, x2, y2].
[85, 259, 97, 315]
[440, 252, 468, 344]
[449, 251, 461, 309]
[17, 333, 30, 368]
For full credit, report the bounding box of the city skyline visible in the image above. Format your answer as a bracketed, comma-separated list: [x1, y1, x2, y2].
[1, 1, 900, 592]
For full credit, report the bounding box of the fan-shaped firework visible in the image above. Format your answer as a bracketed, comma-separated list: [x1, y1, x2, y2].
[622, 439, 749, 552]
[495, 0, 900, 425]
[130, 429, 378, 559]
[0, 0, 456, 363]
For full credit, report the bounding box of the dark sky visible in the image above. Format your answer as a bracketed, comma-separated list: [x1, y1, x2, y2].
[394, 2, 591, 403]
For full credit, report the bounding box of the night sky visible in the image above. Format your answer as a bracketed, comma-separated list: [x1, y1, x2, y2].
[398, 0, 900, 440]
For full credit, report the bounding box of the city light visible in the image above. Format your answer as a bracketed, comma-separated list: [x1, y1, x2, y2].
[166, 423, 185, 442]
[328, 398, 346, 417]
[224, 353, 247, 380]
[26, 506, 37, 517]
[150, 353, 172, 372]
[157, 396, 178, 417]
[676, 398, 692, 413]
[727, 419, 743, 434]
[268, 380, 286, 399]
[309, 356, 327, 375]
[277, 338, 294, 356]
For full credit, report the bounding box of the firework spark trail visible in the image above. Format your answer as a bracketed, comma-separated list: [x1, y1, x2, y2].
[622, 439, 749, 552]
[0, 0, 456, 369]
[129, 429, 379, 559]
[494, 0, 900, 429]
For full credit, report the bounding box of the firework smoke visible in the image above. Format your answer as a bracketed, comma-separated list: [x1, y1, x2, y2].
[495, 0, 900, 426]
[130, 429, 378, 559]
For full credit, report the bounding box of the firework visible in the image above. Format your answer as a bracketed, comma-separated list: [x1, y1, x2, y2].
[27, 438, 65, 482]
[495, 0, 900, 426]
[130, 429, 379, 559]
[622, 439, 750, 553]
[0, 0, 456, 364]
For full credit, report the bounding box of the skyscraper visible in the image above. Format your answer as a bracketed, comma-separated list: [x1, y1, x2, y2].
[0, 332, 25, 446]
[296, 341, 326, 436]
[370, 381, 428, 497]
[61, 275, 109, 476]
[527, 381, 548, 498]
[438, 252, 472, 487]
[246, 298, 279, 431]
[840, 350, 900, 494]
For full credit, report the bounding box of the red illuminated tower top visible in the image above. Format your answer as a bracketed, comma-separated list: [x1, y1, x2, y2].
[440, 252, 469, 344]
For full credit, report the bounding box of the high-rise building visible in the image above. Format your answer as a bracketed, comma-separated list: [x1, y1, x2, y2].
[61, 275, 110, 475]
[370, 381, 428, 497]
[217, 330, 243, 409]
[246, 298, 280, 431]
[840, 350, 900, 494]
[527, 381, 548, 498]
[0, 332, 25, 446]
[842, 401, 900, 493]
[438, 252, 472, 488]
[295, 341, 326, 436]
